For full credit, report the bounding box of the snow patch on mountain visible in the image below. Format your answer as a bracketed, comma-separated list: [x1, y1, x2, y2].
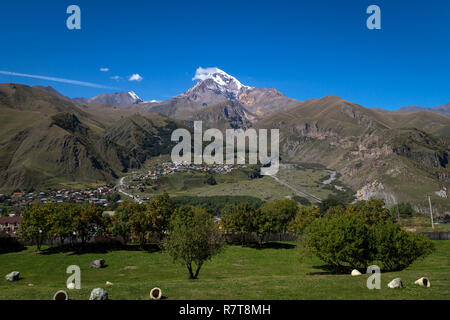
[128, 91, 143, 103]
[191, 67, 252, 98]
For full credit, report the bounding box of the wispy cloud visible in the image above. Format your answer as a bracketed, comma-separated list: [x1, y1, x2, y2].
[110, 75, 121, 81]
[0, 70, 120, 90]
[100, 68, 110, 72]
[129, 73, 143, 82]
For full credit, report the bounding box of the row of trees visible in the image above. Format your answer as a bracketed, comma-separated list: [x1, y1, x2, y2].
[19, 194, 434, 277]
[21, 202, 105, 251]
[221, 199, 299, 244]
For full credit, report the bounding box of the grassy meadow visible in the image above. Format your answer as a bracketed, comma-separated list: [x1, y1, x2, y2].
[1, 241, 449, 300]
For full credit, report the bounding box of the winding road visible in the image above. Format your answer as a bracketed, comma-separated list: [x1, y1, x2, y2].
[117, 176, 143, 204]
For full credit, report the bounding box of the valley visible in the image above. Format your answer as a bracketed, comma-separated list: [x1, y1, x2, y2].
[0, 67, 449, 214]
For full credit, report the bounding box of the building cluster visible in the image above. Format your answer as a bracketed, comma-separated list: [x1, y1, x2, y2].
[137, 162, 240, 181]
[0, 186, 118, 211]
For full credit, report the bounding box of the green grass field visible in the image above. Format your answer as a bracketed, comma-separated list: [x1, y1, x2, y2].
[1, 241, 449, 300]
[132, 170, 298, 202]
[128, 164, 348, 203]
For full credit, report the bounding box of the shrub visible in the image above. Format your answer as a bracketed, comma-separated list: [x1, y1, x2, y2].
[305, 213, 373, 271]
[0, 233, 24, 254]
[303, 199, 434, 272]
[373, 223, 434, 271]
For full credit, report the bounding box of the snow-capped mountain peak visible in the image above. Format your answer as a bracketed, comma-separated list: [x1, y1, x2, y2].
[189, 67, 252, 99]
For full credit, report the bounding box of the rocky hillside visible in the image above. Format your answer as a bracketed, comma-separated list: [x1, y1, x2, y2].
[73, 91, 143, 107]
[256, 95, 450, 213]
[0, 84, 181, 191]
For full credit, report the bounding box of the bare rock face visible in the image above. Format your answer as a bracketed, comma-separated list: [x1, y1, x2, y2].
[414, 277, 431, 287]
[89, 288, 108, 300]
[388, 278, 403, 289]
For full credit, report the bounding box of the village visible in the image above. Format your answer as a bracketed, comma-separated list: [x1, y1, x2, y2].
[0, 186, 120, 235]
[0, 161, 248, 235]
[122, 161, 247, 193]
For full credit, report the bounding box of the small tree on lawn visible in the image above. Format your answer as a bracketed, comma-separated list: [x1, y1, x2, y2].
[163, 205, 224, 279]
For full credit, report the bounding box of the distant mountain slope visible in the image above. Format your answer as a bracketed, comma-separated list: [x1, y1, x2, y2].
[0, 84, 181, 191]
[256, 95, 450, 212]
[73, 91, 143, 107]
[396, 102, 450, 117]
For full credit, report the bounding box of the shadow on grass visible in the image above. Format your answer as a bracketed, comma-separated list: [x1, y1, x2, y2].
[307, 264, 353, 275]
[0, 236, 26, 254]
[0, 245, 27, 255]
[242, 242, 297, 250]
[40, 243, 162, 255]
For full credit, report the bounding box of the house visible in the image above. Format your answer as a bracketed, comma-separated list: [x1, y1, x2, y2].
[0, 216, 22, 235]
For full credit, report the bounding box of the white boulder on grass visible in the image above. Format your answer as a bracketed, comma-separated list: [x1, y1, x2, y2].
[106, 281, 113, 286]
[5, 271, 20, 281]
[351, 269, 362, 276]
[388, 278, 403, 289]
[89, 288, 108, 300]
[414, 277, 431, 287]
[67, 282, 76, 290]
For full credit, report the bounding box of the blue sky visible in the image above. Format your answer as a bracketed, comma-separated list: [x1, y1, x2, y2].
[0, 0, 448, 109]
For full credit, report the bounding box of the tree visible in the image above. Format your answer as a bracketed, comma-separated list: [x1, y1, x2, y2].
[127, 201, 150, 247]
[221, 203, 255, 244]
[71, 203, 103, 244]
[289, 206, 321, 235]
[318, 198, 343, 214]
[163, 205, 224, 279]
[52, 203, 76, 246]
[20, 203, 55, 251]
[251, 208, 275, 245]
[260, 199, 298, 235]
[390, 203, 414, 218]
[292, 195, 311, 206]
[112, 200, 135, 244]
[146, 192, 174, 241]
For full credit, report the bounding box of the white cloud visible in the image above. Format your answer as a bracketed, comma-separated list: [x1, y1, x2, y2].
[110, 75, 121, 81]
[192, 67, 221, 81]
[100, 68, 110, 72]
[128, 74, 143, 82]
[0, 70, 119, 90]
